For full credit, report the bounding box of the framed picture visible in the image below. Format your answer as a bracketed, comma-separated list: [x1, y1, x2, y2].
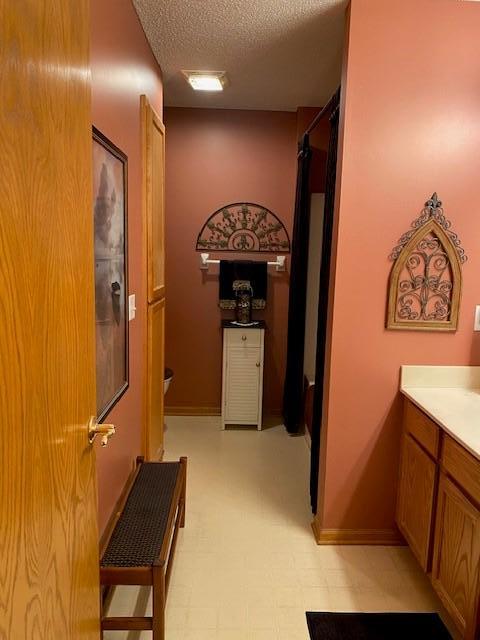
[92, 127, 129, 421]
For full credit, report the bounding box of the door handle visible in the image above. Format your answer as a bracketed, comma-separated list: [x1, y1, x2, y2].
[88, 416, 116, 447]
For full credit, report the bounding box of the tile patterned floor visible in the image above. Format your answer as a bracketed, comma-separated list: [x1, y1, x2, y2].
[104, 416, 442, 639]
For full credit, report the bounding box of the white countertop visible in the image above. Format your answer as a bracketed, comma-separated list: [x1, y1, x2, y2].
[401, 366, 480, 461]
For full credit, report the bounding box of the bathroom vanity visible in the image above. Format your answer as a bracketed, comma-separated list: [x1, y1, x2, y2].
[397, 366, 480, 640]
[221, 321, 265, 430]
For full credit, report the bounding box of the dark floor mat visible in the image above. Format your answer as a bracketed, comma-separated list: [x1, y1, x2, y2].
[306, 612, 452, 639]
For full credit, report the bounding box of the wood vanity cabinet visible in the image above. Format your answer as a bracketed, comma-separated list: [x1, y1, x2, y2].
[396, 431, 437, 571]
[397, 400, 480, 640]
[432, 473, 480, 638]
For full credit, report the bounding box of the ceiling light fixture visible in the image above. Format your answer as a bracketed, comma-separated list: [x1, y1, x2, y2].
[182, 70, 228, 92]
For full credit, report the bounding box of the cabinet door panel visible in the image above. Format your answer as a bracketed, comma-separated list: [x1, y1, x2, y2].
[224, 347, 260, 423]
[396, 433, 437, 570]
[432, 474, 480, 639]
[146, 298, 165, 459]
[142, 95, 165, 303]
[404, 400, 440, 459]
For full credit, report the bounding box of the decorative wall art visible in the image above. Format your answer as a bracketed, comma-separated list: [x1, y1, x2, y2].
[92, 127, 129, 420]
[196, 202, 290, 253]
[387, 193, 466, 331]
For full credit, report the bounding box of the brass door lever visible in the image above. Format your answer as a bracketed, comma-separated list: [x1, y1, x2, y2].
[88, 416, 116, 446]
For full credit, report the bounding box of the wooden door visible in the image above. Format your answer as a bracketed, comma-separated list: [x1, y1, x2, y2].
[432, 474, 480, 639]
[0, 2, 100, 638]
[141, 95, 166, 459]
[142, 94, 165, 303]
[146, 298, 165, 460]
[396, 433, 437, 570]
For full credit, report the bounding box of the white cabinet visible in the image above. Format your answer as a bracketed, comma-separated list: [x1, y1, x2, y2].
[221, 327, 264, 430]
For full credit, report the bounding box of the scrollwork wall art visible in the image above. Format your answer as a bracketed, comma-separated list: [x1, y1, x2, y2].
[387, 193, 467, 331]
[196, 202, 290, 253]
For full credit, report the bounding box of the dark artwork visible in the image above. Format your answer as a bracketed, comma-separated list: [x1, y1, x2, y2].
[92, 128, 128, 420]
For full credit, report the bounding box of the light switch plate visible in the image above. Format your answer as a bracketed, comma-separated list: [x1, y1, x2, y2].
[128, 294, 136, 321]
[474, 305, 480, 331]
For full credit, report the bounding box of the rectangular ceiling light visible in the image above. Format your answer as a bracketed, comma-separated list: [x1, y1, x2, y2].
[182, 71, 227, 92]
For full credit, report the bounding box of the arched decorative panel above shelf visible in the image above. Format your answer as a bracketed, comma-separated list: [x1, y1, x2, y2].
[387, 193, 467, 331]
[196, 202, 290, 253]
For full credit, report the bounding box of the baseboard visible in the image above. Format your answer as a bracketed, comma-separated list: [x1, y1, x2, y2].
[311, 520, 404, 545]
[165, 405, 221, 416]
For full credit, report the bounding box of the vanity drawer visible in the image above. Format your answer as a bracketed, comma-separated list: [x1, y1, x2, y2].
[442, 434, 480, 506]
[404, 400, 440, 459]
[224, 328, 262, 348]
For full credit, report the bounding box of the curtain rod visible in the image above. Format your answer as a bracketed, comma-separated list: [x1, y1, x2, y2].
[304, 86, 341, 136]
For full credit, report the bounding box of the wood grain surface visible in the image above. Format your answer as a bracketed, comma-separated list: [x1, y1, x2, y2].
[432, 474, 480, 639]
[396, 433, 437, 570]
[0, 1, 100, 637]
[142, 94, 166, 303]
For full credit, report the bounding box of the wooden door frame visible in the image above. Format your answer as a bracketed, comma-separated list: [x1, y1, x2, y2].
[141, 94, 166, 460]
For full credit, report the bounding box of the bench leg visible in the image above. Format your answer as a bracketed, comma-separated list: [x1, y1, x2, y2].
[152, 564, 166, 640]
[180, 456, 187, 528]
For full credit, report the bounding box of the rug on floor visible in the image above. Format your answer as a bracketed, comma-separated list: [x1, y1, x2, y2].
[306, 612, 452, 639]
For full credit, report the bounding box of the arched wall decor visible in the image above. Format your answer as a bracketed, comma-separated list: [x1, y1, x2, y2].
[196, 202, 290, 253]
[387, 193, 467, 331]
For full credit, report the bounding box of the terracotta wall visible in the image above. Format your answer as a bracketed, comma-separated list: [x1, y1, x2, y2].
[90, 0, 163, 533]
[164, 108, 297, 415]
[315, 0, 480, 534]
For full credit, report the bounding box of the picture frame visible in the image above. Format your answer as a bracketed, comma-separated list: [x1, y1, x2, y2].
[92, 126, 129, 421]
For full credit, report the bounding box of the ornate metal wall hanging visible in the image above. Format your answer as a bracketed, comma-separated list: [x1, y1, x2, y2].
[387, 193, 466, 331]
[196, 202, 290, 253]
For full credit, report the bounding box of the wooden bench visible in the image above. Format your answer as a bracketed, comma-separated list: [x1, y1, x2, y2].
[100, 456, 187, 639]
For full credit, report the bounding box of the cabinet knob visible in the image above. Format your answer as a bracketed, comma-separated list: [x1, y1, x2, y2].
[242, 335, 247, 341]
[256, 362, 260, 368]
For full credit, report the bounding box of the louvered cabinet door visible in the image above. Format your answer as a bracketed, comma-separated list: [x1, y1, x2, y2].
[222, 329, 264, 430]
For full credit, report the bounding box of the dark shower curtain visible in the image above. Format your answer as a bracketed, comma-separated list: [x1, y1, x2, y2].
[310, 91, 341, 513]
[282, 134, 312, 434]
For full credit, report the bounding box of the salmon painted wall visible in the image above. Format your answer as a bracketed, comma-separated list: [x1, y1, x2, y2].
[315, 0, 480, 534]
[90, 0, 163, 533]
[164, 108, 297, 415]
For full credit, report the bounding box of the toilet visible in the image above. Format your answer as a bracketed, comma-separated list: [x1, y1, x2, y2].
[164, 367, 174, 394]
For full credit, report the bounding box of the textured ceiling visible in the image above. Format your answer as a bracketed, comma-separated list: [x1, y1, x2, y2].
[132, 0, 348, 111]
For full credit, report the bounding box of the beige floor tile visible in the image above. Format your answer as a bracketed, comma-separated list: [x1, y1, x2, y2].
[105, 418, 442, 640]
[275, 586, 303, 608]
[248, 605, 278, 630]
[276, 606, 308, 630]
[249, 631, 280, 640]
[184, 630, 217, 640]
[354, 587, 396, 612]
[278, 629, 309, 640]
[301, 586, 332, 611]
[168, 584, 192, 607]
[221, 630, 252, 640]
[217, 604, 248, 629]
[328, 586, 360, 612]
[293, 551, 324, 569]
[364, 546, 398, 572]
[186, 606, 218, 629]
[166, 606, 189, 629]
[298, 567, 328, 588]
